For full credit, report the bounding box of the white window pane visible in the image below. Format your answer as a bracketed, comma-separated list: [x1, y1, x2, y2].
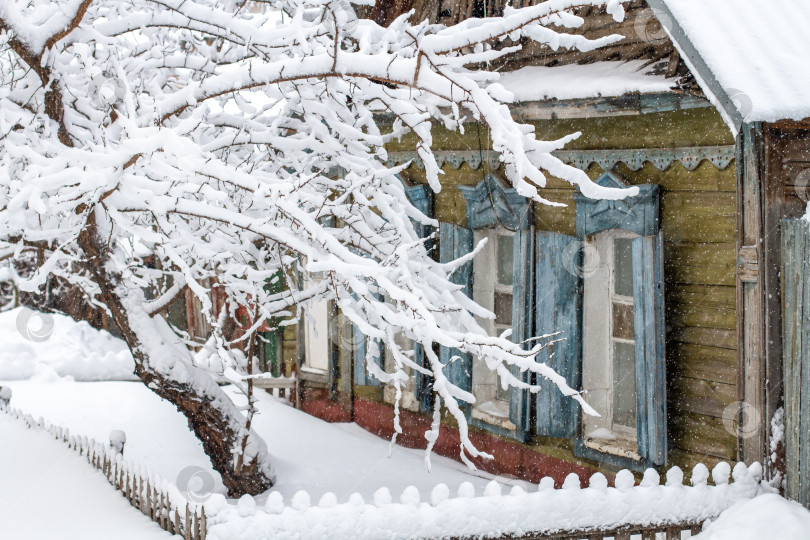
[496, 377, 511, 401]
[612, 340, 636, 429]
[497, 234, 514, 286]
[304, 300, 330, 371]
[614, 237, 633, 297]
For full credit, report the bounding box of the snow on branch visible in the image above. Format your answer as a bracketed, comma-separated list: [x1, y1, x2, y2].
[0, 0, 638, 469]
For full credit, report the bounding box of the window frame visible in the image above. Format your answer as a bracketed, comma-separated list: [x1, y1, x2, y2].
[457, 173, 532, 439]
[581, 228, 640, 459]
[471, 227, 516, 424]
[572, 170, 665, 470]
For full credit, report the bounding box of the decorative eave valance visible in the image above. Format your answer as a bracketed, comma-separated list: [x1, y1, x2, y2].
[574, 171, 660, 238]
[386, 145, 735, 173]
[458, 174, 531, 230]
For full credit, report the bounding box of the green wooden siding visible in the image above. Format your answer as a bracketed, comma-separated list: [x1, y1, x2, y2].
[395, 105, 739, 470]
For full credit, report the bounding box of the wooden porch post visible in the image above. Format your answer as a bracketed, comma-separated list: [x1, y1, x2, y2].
[736, 122, 769, 466]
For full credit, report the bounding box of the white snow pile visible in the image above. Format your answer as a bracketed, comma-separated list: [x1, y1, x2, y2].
[662, 0, 810, 123]
[694, 493, 810, 540]
[498, 60, 676, 103]
[205, 464, 766, 540]
[0, 307, 136, 381]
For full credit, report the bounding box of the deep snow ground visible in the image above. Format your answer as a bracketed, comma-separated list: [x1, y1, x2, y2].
[2, 379, 518, 503]
[0, 306, 515, 503]
[0, 412, 177, 539]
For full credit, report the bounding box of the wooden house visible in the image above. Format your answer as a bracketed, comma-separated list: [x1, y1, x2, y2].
[174, 1, 810, 503]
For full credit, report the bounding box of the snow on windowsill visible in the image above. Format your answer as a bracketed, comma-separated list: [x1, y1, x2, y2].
[472, 399, 516, 431]
[299, 366, 328, 375]
[584, 431, 640, 461]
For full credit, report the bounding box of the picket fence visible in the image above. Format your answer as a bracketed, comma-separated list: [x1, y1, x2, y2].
[250, 373, 297, 402]
[205, 461, 763, 540]
[0, 403, 207, 540]
[1, 399, 764, 540]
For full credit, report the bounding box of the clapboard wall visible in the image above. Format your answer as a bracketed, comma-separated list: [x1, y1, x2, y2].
[394, 104, 739, 473]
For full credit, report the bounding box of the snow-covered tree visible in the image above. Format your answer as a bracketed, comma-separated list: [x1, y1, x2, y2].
[0, 0, 635, 495]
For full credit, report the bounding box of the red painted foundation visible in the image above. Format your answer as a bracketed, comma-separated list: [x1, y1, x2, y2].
[299, 386, 352, 423]
[352, 398, 602, 488]
[299, 385, 609, 488]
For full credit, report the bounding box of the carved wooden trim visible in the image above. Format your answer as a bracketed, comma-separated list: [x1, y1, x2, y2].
[386, 146, 735, 173]
[457, 174, 531, 230]
[573, 171, 660, 238]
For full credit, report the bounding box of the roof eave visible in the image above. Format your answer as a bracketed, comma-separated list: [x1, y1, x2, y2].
[646, 0, 744, 135]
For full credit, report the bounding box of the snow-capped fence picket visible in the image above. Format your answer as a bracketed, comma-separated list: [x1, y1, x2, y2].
[0, 403, 207, 540]
[202, 464, 766, 540]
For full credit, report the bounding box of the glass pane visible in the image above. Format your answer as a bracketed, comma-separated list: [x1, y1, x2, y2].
[494, 292, 512, 327]
[612, 302, 635, 340]
[497, 234, 514, 286]
[614, 237, 634, 297]
[496, 377, 511, 401]
[612, 341, 637, 429]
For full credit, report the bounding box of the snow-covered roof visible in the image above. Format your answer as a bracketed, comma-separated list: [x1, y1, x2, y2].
[650, 0, 810, 129]
[498, 60, 677, 103]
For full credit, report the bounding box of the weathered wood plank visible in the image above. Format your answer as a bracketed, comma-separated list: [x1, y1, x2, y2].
[782, 219, 802, 500]
[664, 243, 736, 287]
[669, 411, 737, 460]
[669, 342, 737, 385]
[669, 327, 737, 351]
[662, 192, 736, 244]
[666, 285, 737, 331]
[670, 376, 737, 418]
[799, 222, 810, 508]
[737, 122, 767, 466]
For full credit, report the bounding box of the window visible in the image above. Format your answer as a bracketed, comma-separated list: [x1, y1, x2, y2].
[450, 174, 532, 437]
[573, 171, 666, 467]
[303, 297, 330, 372]
[302, 273, 331, 373]
[471, 228, 515, 424]
[582, 229, 640, 458]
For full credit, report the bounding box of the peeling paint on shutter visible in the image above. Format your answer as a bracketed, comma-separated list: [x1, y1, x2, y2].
[633, 231, 667, 465]
[535, 231, 582, 439]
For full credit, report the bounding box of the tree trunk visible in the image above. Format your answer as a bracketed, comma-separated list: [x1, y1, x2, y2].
[11, 26, 273, 497]
[77, 213, 274, 497]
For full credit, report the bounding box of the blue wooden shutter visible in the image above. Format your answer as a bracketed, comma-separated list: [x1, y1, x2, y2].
[535, 231, 582, 439]
[509, 227, 535, 435]
[352, 327, 381, 386]
[633, 231, 667, 465]
[438, 223, 474, 397]
[353, 319, 384, 386]
[352, 264, 384, 386]
[403, 183, 435, 411]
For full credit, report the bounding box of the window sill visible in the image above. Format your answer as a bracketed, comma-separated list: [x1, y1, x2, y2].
[472, 400, 516, 432]
[583, 437, 641, 461]
[574, 435, 647, 472]
[299, 366, 329, 385]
